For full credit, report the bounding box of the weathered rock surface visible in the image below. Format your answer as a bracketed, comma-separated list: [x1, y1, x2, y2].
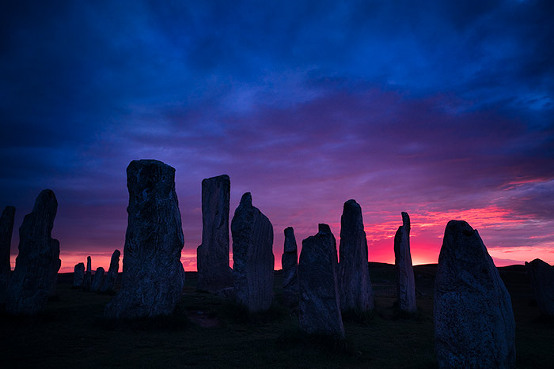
[282, 227, 298, 307]
[434, 220, 516, 369]
[338, 199, 374, 312]
[0, 206, 15, 304]
[5, 190, 61, 315]
[394, 212, 416, 313]
[73, 263, 85, 288]
[100, 249, 120, 293]
[231, 192, 274, 312]
[83, 256, 92, 291]
[299, 224, 344, 338]
[526, 258, 554, 317]
[91, 267, 105, 292]
[104, 160, 185, 319]
[197, 175, 232, 292]
[48, 240, 61, 297]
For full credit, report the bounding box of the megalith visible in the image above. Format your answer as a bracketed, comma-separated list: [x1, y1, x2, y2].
[394, 212, 416, 313]
[0, 206, 15, 304]
[526, 258, 554, 317]
[196, 175, 232, 293]
[231, 192, 274, 312]
[104, 160, 185, 319]
[73, 262, 85, 288]
[299, 224, 344, 338]
[6, 190, 61, 315]
[434, 220, 516, 369]
[91, 267, 105, 292]
[83, 256, 92, 291]
[282, 227, 298, 307]
[338, 199, 374, 312]
[100, 249, 120, 293]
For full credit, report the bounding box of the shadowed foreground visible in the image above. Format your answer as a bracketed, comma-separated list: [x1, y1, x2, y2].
[1, 264, 552, 369]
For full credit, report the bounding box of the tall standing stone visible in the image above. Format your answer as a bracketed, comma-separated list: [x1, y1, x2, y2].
[299, 224, 344, 338]
[73, 262, 85, 288]
[434, 220, 516, 369]
[338, 199, 374, 312]
[0, 206, 15, 304]
[104, 160, 185, 319]
[6, 190, 61, 315]
[526, 258, 554, 317]
[100, 249, 120, 293]
[196, 175, 232, 292]
[91, 267, 105, 292]
[83, 256, 92, 291]
[281, 227, 298, 307]
[394, 212, 416, 313]
[231, 192, 274, 312]
[48, 239, 61, 297]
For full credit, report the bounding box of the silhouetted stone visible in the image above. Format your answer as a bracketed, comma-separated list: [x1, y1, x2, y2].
[100, 249, 120, 293]
[197, 175, 232, 293]
[526, 258, 554, 317]
[6, 190, 61, 315]
[299, 224, 344, 338]
[231, 192, 274, 312]
[281, 227, 298, 307]
[0, 206, 15, 304]
[83, 256, 92, 291]
[434, 220, 515, 369]
[91, 267, 105, 292]
[73, 263, 85, 288]
[104, 160, 185, 319]
[48, 241, 61, 297]
[338, 199, 374, 312]
[394, 212, 416, 313]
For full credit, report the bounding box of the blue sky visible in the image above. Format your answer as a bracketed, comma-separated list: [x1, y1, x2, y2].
[1, 0, 553, 270]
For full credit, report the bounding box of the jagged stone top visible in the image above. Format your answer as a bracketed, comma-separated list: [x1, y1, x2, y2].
[202, 174, 230, 185]
[318, 223, 332, 234]
[344, 199, 361, 212]
[30, 189, 58, 231]
[2, 206, 15, 220]
[240, 192, 253, 207]
[284, 227, 297, 252]
[401, 212, 410, 230]
[438, 220, 498, 278]
[127, 159, 175, 184]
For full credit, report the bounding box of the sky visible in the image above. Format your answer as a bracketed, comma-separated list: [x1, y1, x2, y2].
[1, 0, 553, 273]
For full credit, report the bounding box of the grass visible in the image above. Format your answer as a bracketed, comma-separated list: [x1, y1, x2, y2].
[0, 264, 552, 368]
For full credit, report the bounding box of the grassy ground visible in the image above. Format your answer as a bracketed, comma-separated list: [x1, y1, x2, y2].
[1, 264, 552, 368]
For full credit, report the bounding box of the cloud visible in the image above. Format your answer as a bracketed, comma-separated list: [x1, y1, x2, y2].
[1, 0, 553, 269]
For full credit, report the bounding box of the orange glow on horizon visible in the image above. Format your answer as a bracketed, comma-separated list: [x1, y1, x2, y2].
[9, 204, 553, 273]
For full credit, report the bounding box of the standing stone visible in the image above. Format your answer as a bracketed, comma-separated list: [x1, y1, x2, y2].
[231, 192, 274, 312]
[83, 256, 92, 291]
[394, 212, 416, 313]
[104, 160, 185, 319]
[73, 263, 85, 288]
[526, 258, 554, 317]
[434, 220, 516, 369]
[197, 175, 232, 292]
[338, 199, 374, 312]
[282, 227, 299, 307]
[299, 224, 344, 338]
[48, 240, 61, 297]
[91, 267, 105, 292]
[6, 190, 61, 315]
[100, 249, 120, 293]
[0, 206, 15, 304]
